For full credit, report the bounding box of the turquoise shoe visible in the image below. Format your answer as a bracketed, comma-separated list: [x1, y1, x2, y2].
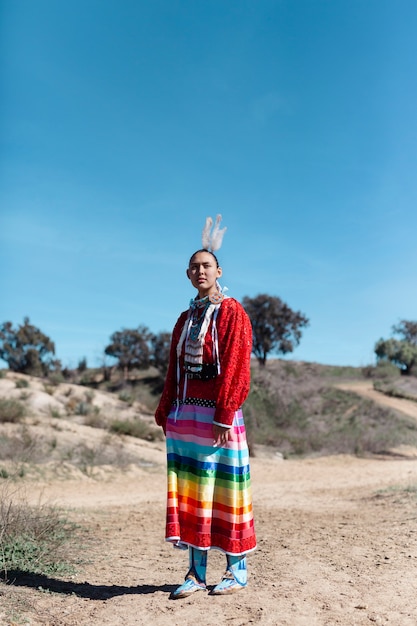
[211, 555, 247, 595]
[211, 570, 247, 595]
[171, 575, 207, 599]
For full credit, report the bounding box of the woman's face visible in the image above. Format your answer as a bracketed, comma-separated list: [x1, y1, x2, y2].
[187, 251, 222, 297]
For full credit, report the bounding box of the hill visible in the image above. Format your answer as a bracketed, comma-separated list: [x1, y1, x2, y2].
[1, 360, 417, 480]
[246, 360, 417, 457]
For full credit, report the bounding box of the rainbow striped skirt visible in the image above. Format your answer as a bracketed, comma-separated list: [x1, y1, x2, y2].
[165, 399, 256, 555]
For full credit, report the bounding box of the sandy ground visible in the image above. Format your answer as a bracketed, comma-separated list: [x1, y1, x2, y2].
[2, 379, 417, 625]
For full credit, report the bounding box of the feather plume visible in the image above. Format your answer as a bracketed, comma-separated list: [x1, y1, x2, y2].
[202, 217, 213, 249]
[210, 214, 227, 251]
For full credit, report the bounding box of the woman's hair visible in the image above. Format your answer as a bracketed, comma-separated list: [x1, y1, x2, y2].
[188, 249, 220, 268]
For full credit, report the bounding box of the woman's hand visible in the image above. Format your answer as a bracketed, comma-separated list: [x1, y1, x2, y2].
[213, 424, 232, 447]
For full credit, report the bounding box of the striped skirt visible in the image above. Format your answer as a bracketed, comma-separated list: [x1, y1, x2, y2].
[165, 400, 256, 555]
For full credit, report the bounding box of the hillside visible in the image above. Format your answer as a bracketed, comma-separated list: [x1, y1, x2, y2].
[1, 361, 417, 480]
[0, 370, 164, 480]
[245, 360, 417, 457]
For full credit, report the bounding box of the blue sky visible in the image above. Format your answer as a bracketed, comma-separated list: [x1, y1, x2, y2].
[1, 0, 416, 369]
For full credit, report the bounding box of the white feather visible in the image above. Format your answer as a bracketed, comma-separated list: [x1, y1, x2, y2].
[201, 217, 213, 249]
[210, 214, 227, 251]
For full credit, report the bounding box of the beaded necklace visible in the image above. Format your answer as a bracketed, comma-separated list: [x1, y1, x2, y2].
[188, 296, 211, 341]
[174, 289, 227, 419]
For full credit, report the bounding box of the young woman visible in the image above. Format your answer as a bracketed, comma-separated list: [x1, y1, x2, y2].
[155, 217, 256, 598]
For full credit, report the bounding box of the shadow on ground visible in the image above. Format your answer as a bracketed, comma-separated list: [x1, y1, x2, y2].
[1, 570, 176, 599]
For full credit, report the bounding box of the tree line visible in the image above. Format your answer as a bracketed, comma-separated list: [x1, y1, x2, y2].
[0, 295, 308, 378]
[1, 299, 416, 379]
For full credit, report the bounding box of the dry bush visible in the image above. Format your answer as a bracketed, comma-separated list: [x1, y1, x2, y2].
[0, 483, 83, 580]
[15, 379, 29, 389]
[362, 361, 401, 379]
[0, 399, 26, 423]
[374, 377, 417, 402]
[83, 410, 108, 429]
[0, 426, 56, 465]
[109, 418, 164, 441]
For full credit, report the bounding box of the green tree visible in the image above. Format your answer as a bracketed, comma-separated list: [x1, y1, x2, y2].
[242, 294, 309, 366]
[0, 317, 60, 376]
[375, 319, 417, 375]
[392, 320, 417, 346]
[151, 331, 171, 377]
[104, 326, 153, 379]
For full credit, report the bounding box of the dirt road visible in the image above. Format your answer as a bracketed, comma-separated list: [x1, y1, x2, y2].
[335, 380, 417, 421]
[3, 382, 417, 625]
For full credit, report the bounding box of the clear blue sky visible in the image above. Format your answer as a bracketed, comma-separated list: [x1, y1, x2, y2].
[1, 0, 416, 369]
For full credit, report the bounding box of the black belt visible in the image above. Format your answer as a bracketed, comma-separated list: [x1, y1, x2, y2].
[184, 363, 218, 380]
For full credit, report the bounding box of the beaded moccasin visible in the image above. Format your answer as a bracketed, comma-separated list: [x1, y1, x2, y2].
[171, 575, 207, 599]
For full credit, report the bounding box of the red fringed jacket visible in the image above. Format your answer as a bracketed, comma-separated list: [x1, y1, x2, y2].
[155, 297, 252, 429]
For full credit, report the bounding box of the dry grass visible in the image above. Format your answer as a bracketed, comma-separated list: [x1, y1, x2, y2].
[109, 418, 164, 441]
[0, 483, 84, 581]
[0, 399, 26, 423]
[374, 377, 417, 402]
[244, 360, 417, 457]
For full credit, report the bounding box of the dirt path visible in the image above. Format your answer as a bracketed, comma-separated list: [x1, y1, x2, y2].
[3, 450, 417, 626]
[334, 380, 417, 420]
[3, 379, 417, 625]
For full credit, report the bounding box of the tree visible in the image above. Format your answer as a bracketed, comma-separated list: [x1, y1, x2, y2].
[151, 331, 171, 377]
[104, 325, 153, 379]
[392, 320, 417, 346]
[242, 294, 309, 366]
[375, 319, 417, 375]
[0, 317, 60, 376]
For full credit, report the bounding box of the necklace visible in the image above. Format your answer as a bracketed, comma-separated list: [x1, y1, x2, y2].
[189, 297, 210, 341]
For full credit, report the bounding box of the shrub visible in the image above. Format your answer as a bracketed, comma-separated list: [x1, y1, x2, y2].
[0, 484, 82, 579]
[0, 399, 26, 423]
[43, 384, 55, 396]
[84, 389, 95, 404]
[373, 380, 417, 402]
[0, 426, 51, 465]
[75, 402, 92, 416]
[15, 379, 29, 389]
[48, 372, 65, 386]
[83, 411, 107, 429]
[109, 418, 163, 441]
[118, 390, 134, 405]
[74, 400, 99, 417]
[362, 361, 401, 379]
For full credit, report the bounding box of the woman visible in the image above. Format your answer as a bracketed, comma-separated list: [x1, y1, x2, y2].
[155, 216, 256, 598]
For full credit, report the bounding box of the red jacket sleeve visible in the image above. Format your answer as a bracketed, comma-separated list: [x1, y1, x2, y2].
[154, 311, 188, 432]
[212, 299, 252, 427]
